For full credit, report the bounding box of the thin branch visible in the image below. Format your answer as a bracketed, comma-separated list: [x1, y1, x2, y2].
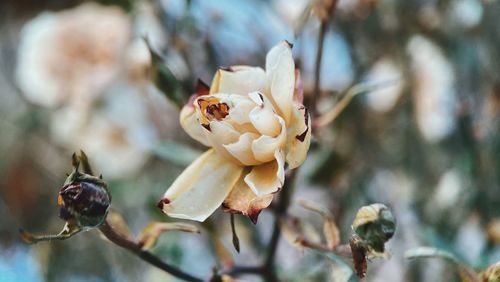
[310, 19, 328, 117]
[262, 169, 298, 281]
[99, 220, 203, 282]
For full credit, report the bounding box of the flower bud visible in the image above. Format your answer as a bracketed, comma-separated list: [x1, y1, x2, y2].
[483, 261, 500, 282]
[58, 153, 111, 229]
[352, 203, 395, 253]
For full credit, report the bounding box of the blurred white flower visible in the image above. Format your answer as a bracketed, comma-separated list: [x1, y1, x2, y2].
[364, 57, 404, 112]
[159, 41, 311, 223]
[432, 169, 463, 211]
[407, 35, 456, 142]
[16, 3, 131, 108]
[448, 0, 483, 29]
[51, 82, 157, 179]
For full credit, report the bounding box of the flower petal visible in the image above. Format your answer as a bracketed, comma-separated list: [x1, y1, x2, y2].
[285, 104, 311, 169]
[179, 104, 211, 147]
[248, 91, 281, 137]
[251, 115, 287, 162]
[244, 149, 285, 196]
[223, 176, 274, 224]
[223, 132, 263, 166]
[266, 41, 295, 123]
[203, 121, 243, 164]
[210, 66, 267, 95]
[159, 149, 243, 222]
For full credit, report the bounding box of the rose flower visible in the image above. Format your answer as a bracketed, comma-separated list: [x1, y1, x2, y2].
[158, 41, 311, 223]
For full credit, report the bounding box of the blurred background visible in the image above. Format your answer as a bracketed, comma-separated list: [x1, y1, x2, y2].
[0, 0, 499, 281]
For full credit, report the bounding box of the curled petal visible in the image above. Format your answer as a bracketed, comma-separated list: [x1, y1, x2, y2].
[248, 91, 281, 137]
[180, 105, 211, 147]
[223, 132, 262, 166]
[266, 41, 295, 123]
[210, 66, 267, 95]
[251, 115, 287, 163]
[223, 176, 274, 224]
[204, 121, 243, 164]
[285, 104, 311, 169]
[160, 149, 243, 222]
[244, 150, 285, 196]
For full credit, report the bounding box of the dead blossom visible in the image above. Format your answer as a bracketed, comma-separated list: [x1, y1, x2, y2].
[158, 41, 311, 223]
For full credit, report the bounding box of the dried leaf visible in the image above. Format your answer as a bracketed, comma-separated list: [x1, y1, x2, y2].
[300, 200, 340, 249]
[213, 237, 234, 268]
[19, 221, 81, 244]
[138, 222, 200, 250]
[280, 217, 305, 251]
[481, 261, 500, 282]
[230, 214, 240, 253]
[349, 235, 367, 279]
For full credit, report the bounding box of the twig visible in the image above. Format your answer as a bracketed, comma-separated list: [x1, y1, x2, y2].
[263, 169, 298, 281]
[314, 79, 400, 129]
[99, 220, 203, 282]
[310, 19, 328, 117]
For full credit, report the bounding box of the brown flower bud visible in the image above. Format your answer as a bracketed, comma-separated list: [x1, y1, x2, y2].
[352, 203, 395, 253]
[58, 152, 111, 228]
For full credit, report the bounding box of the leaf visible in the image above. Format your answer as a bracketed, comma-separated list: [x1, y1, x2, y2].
[19, 221, 81, 244]
[404, 247, 460, 262]
[300, 200, 340, 249]
[144, 37, 186, 108]
[280, 217, 306, 251]
[230, 214, 240, 253]
[405, 247, 479, 282]
[138, 222, 200, 250]
[152, 141, 203, 166]
[313, 249, 355, 282]
[349, 236, 367, 279]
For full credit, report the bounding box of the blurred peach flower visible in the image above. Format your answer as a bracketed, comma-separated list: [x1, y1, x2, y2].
[159, 41, 311, 223]
[16, 3, 130, 108]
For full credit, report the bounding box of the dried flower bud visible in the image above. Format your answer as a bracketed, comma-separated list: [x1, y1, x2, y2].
[352, 203, 395, 253]
[482, 261, 500, 282]
[58, 152, 111, 229]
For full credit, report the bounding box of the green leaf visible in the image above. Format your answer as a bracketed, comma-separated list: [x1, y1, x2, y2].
[144, 38, 187, 108]
[152, 141, 203, 166]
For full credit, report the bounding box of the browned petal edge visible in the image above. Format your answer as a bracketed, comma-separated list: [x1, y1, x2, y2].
[285, 39, 294, 49]
[295, 107, 309, 142]
[221, 203, 264, 225]
[195, 79, 210, 96]
[219, 66, 234, 72]
[157, 197, 171, 210]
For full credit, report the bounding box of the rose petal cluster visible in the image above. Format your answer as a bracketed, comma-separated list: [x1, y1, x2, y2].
[159, 41, 311, 223]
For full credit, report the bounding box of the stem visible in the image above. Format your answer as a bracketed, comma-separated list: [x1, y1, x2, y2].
[263, 169, 298, 281]
[98, 220, 203, 282]
[310, 19, 328, 117]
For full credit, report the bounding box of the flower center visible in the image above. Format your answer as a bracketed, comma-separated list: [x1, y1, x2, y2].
[197, 97, 230, 126]
[206, 103, 229, 120]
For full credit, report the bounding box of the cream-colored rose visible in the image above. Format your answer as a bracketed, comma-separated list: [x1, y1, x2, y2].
[16, 3, 130, 108]
[159, 41, 311, 223]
